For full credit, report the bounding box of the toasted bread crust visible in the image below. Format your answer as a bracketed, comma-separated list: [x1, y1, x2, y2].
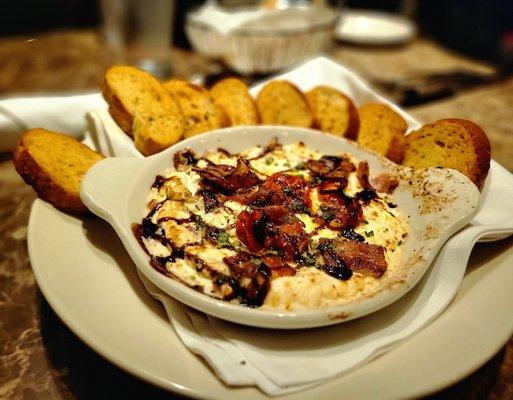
[306, 86, 359, 139]
[442, 118, 491, 189]
[403, 118, 491, 189]
[102, 66, 185, 155]
[101, 80, 133, 135]
[164, 80, 223, 138]
[210, 78, 259, 126]
[385, 133, 406, 164]
[13, 129, 104, 215]
[357, 103, 407, 164]
[256, 80, 313, 128]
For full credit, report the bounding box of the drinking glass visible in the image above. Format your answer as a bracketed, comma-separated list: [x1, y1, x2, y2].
[100, 0, 175, 78]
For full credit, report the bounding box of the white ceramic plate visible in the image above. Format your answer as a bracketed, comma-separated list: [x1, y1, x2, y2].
[335, 10, 417, 45]
[79, 126, 479, 329]
[28, 198, 513, 399]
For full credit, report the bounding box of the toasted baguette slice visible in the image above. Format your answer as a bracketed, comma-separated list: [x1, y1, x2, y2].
[13, 129, 104, 214]
[403, 118, 491, 189]
[357, 103, 407, 163]
[102, 65, 184, 156]
[306, 86, 359, 139]
[256, 80, 313, 128]
[210, 78, 258, 126]
[163, 80, 223, 138]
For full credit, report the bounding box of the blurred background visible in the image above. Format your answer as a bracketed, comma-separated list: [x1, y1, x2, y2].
[0, 0, 512, 108]
[1, 0, 513, 63]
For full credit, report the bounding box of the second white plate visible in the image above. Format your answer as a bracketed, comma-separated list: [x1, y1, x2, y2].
[335, 10, 417, 45]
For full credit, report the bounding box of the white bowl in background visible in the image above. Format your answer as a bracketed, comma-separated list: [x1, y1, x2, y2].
[186, 5, 337, 75]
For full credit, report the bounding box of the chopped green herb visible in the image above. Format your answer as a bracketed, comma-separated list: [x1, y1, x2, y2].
[283, 187, 293, 196]
[214, 275, 231, 285]
[291, 202, 309, 213]
[310, 177, 321, 185]
[397, 240, 403, 246]
[302, 253, 316, 266]
[317, 239, 334, 251]
[195, 261, 205, 272]
[322, 210, 336, 222]
[265, 156, 275, 165]
[216, 231, 232, 248]
[294, 162, 306, 170]
[283, 162, 290, 168]
[362, 219, 369, 225]
[308, 239, 318, 252]
[364, 230, 375, 237]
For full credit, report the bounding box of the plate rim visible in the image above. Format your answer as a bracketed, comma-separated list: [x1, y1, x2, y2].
[335, 9, 417, 45]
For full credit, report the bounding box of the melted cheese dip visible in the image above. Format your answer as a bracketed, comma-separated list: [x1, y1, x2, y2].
[137, 142, 408, 310]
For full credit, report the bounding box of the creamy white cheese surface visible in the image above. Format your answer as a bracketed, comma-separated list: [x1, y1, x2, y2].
[137, 142, 409, 310]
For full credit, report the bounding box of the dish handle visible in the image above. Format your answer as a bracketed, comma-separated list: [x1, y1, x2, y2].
[80, 157, 145, 223]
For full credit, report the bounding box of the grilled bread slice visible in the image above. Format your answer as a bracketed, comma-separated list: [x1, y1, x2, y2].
[256, 80, 313, 128]
[210, 78, 258, 126]
[102, 65, 185, 156]
[357, 103, 407, 163]
[163, 80, 223, 138]
[13, 129, 104, 215]
[306, 86, 359, 139]
[403, 118, 491, 189]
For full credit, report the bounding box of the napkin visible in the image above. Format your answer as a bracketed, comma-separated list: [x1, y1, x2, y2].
[189, 2, 269, 35]
[0, 93, 104, 152]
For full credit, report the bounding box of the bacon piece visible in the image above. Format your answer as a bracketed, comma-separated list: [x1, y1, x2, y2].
[370, 173, 399, 194]
[173, 149, 198, 170]
[356, 161, 370, 189]
[356, 161, 378, 202]
[265, 220, 309, 261]
[248, 137, 280, 160]
[259, 205, 308, 260]
[223, 252, 270, 307]
[232, 173, 311, 211]
[196, 157, 261, 193]
[263, 173, 311, 211]
[356, 161, 398, 195]
[319, 179, 346, 193]
[231, 186, 275, 207]
[317, 193, 363, 230]
[235, 206, 308, 260]
[317, 239, 353, 280]
[261, 204, 289, 221]
[306, 155, 356, 181]
[329, 201, 363, 230]
[331, 239, 387, 278]
[261, 255, 296, 277]
[198, 189, 223, 212]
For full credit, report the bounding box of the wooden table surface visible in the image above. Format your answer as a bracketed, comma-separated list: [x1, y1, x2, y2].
[0, 30, 512, 400]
